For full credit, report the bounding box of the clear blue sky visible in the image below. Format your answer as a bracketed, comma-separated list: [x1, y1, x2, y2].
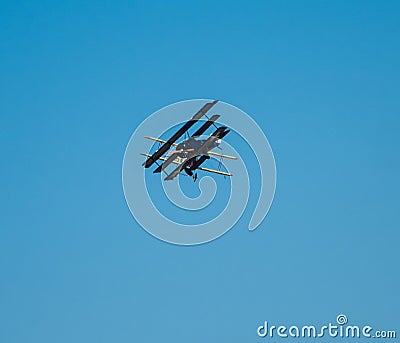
[1, 1, 399, 342]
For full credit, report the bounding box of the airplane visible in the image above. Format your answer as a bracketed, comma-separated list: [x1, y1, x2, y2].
[141, 100, 237, 181]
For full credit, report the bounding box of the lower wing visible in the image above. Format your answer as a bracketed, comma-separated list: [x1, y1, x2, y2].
[144, 136, 178, 147]
[140, 153, 233, 177]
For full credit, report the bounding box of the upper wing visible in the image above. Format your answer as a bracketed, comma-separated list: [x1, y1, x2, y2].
[191, 114, 220, 137]
[143, 100, 218, 168]
[144, 136, 178, 147]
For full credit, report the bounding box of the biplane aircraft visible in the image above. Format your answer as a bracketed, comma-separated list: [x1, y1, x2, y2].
[141, 100, 237, 182]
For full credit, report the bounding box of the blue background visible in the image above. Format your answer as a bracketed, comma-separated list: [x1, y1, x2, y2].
[1, 1, 399, 341]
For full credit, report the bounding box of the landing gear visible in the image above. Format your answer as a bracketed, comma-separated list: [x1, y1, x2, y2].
[184, 166, 198, 182]
[184, 167, 193, 176]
